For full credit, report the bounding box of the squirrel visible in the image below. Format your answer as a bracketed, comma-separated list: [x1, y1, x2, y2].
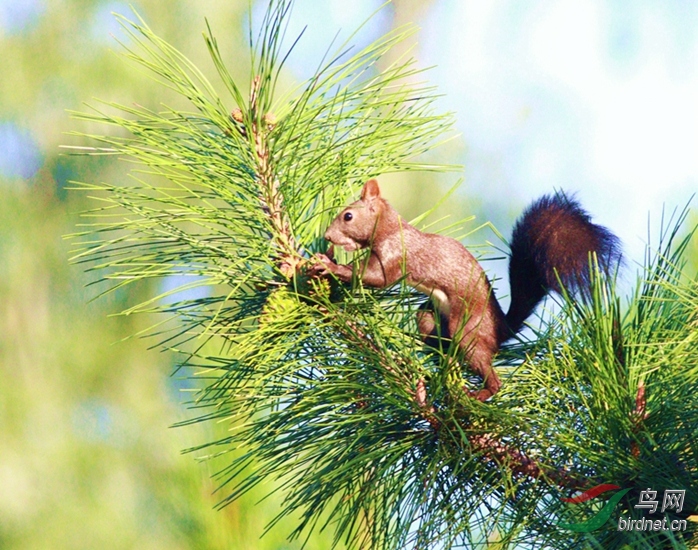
[312, 179, 621, 401]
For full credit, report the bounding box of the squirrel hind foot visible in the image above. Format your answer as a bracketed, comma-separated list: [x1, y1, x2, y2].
[469, 388, 495, 402]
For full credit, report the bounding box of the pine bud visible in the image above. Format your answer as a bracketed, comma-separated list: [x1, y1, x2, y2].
[260, 287, 296, 326]
[263, 112, 277, 128]
[231, 108, 244, 123]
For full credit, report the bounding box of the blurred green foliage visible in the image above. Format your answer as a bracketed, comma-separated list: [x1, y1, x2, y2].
[0, 1, 346, 548]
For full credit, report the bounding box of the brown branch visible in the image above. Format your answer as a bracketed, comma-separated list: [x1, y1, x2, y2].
[468, 433, 585, 489]
[232, 76, 301, 279]
[317, 300, 442, 431]
[634, 380, 647, 419]
[630, 380, 647, 458]
[415, 378, 440, 430]
[323, 302, 584, 488]
[225, 68, 591, 524]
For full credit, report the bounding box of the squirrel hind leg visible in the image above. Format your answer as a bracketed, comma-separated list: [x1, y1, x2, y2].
[465, 344, 501, 402]
[416, 301, 451, 351]
[418, 303, 502, 401]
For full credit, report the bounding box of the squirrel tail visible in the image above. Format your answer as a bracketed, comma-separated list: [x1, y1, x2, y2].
[504, 191, 622, 336]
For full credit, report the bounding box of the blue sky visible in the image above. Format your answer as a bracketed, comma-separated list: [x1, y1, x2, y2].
[420, 1, 698, 265]
[269, 0, 698, 271]
[0, 0, 44, 34]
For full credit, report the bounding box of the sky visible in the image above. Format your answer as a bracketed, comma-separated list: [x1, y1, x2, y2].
[255, 0, 698, 276]
[420, 0, 698, 267]
[0, 0, 44, 34]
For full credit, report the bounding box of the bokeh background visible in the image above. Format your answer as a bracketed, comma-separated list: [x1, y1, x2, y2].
[1, 1, 697, 548]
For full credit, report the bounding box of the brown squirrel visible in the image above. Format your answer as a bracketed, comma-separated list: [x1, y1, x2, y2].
[313, 179, 621, 401]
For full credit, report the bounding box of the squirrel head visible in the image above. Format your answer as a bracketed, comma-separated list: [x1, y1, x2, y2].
[324, 179, 385, 251]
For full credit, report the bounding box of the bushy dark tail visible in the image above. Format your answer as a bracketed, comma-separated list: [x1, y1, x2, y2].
[504, 192, 622, 336]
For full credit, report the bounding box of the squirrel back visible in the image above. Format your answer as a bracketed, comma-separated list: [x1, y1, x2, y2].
[505, 192, 622, 335]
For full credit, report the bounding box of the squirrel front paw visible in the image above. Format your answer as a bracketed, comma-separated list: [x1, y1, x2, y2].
[308, 249, 353, 283]
[307, 253, 333, 275]
[307, 245, 335, 274]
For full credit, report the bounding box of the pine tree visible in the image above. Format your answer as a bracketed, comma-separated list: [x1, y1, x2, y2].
[68, 2, 698, 548]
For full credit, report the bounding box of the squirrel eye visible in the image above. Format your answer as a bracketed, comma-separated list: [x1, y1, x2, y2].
[343, 212, 353, 222]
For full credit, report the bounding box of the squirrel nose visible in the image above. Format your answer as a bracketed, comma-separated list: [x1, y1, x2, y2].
[324, 231, 332, 242]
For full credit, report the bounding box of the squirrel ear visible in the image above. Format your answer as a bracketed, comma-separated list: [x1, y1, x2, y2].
[360, 179, 381, 201]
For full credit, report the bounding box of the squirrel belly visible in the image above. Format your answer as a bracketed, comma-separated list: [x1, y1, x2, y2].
[315, 179, 621, 402]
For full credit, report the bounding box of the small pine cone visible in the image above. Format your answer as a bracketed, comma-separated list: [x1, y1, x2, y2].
[231, 108, 244, 123]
